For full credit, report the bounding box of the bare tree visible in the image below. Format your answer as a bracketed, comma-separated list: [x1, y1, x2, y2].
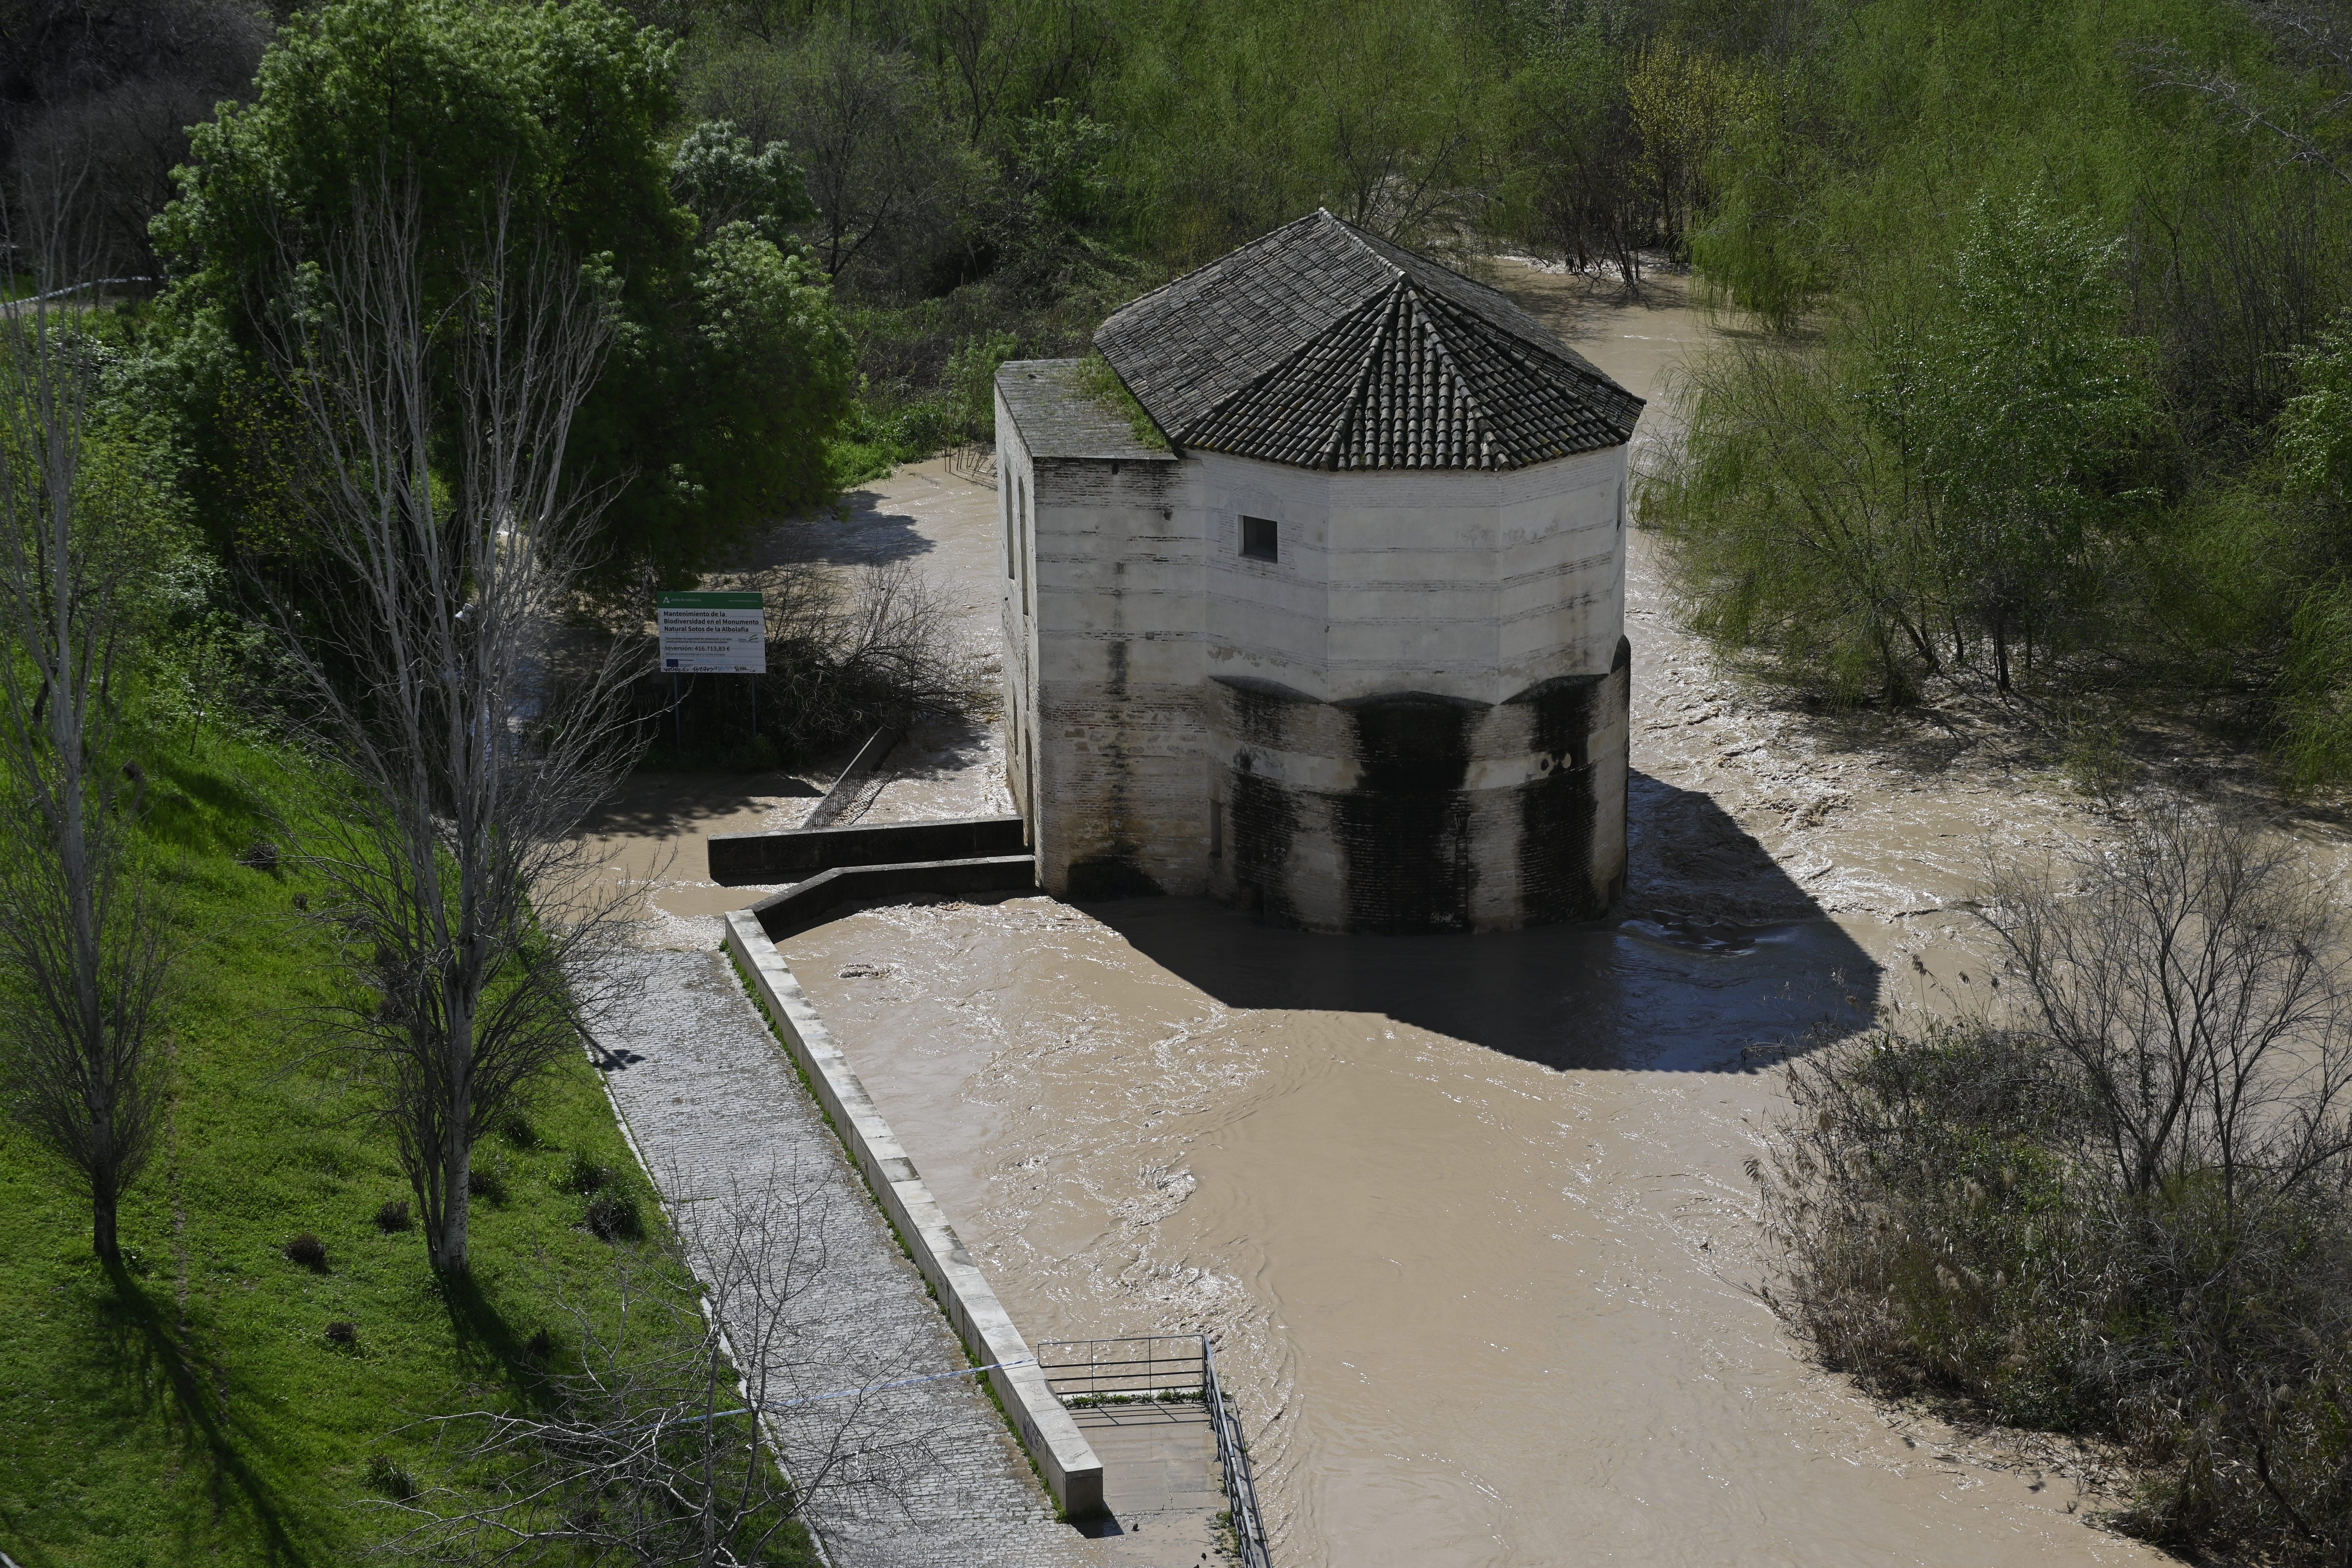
[0, 180, 176, 1268]
[1977, 797, 2352, 1204]
[2138, 3, 2352, 188]
[253, 173, 644, 1278]
[375, 1165, 937, 1564]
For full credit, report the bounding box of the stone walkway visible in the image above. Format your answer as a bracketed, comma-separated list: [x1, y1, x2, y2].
[579, 944, 1102, 1568]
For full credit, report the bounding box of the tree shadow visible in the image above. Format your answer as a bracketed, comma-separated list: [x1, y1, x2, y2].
[433, 1269, 553, 1407]
[77, 1265, 315, 1565]
[579, 773, 822, 844]
[736, 481, 943, 571]
[1083, 771, 1879, 1073]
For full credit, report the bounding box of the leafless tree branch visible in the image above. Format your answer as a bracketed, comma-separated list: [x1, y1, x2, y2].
[250, 166, 646, 1278]
[0, 163, 176, 1268]
[371, 1163, 940, 1565]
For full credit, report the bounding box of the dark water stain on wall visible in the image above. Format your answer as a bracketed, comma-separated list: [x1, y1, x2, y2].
[1334, 694, 1481, 934]
[1507, 636, 1632, 924]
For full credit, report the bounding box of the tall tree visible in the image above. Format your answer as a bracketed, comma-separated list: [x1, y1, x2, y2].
[154, 0, 853, 591]
[254, 172, 641, 1277]
[0, 199, 177, 1269]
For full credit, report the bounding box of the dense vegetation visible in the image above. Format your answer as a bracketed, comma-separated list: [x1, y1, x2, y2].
[1638, 0, 2352, 785]
[1764, 802, 2352, 1562]
[20, 1, 2342, 781]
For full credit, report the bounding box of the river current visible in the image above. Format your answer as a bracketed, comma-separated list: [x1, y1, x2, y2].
[720, 266, 2239, 1565]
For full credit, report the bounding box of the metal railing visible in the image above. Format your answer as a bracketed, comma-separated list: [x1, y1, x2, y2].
[1036, 1333, 1206, 1405]
[1036, 1334, 1272, 1568]
[1203, 1336, 1273, 1568]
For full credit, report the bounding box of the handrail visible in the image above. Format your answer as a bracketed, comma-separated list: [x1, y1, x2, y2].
[1036, 1333, 1272, 1566]
[1203, 1337, 1272, 1568]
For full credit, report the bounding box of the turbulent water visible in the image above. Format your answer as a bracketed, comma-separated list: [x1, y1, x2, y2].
[712, 265, 2240, 1567]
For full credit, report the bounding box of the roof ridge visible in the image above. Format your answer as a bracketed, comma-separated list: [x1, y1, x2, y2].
[1170, 280, 1394, 449]
[1094, 211, 1640, 471]
[1101, 211, 1343, 338]
[1319, 278, 1410, 468]
[1316, 207, 1407, 283]
[1401, 283, 1506, 468]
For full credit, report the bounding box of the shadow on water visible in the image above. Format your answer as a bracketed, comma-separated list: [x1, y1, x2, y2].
[1084, 771, 1881, 1073]
[745, 484, 941, 569]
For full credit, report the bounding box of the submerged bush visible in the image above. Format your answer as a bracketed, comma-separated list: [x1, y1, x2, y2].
[1759, 799, 2352, 1560]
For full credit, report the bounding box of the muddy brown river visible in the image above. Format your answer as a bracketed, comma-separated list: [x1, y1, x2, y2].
[594, 264, 2352, 1564]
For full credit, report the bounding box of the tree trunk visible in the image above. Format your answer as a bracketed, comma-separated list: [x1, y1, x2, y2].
[92, 1180, 120, 1267]
[436, 993, 475, 1277]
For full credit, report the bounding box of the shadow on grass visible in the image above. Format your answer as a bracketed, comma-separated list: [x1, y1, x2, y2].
[434, 1267, 566, 1416]
[143, 754, 276, 862]
[81, 1264, 314, 1566]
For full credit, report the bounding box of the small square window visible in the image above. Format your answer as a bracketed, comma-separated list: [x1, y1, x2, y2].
[1241, 514, 1278, 562]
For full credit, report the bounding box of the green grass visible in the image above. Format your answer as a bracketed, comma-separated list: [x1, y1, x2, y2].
[0, 722, 756, 1566]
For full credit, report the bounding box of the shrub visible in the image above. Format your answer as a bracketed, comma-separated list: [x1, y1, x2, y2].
[526, 1327, 556, 1362]
[325, 1320, 357, 1346]
[584, 1193, 642, 1242]
[562, 1152, 610, 1195]
[499, 1113, 538, 1149]
[374, 1198, 411, 1232]
[363, 1452, 415, 1500]
[237, 839, 280, 873]
[283, 1233, 327, 1270]
[1759, 799, 2352, 1562]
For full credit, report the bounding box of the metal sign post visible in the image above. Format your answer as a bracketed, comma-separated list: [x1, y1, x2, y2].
[656, 591, 768, 751]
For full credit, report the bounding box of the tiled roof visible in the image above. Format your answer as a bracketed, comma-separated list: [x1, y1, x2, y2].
[995, 359, 1175, 462]
[1094, 211, 1643, 472]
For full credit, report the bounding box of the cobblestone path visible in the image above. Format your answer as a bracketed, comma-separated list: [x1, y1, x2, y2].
[579, 944, 1102, 1568]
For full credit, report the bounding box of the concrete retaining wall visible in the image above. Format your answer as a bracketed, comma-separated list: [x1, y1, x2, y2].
[724, 910, 1106, 1519]
[709, 815, 1028, 886]
[745, 855, 1037, 940]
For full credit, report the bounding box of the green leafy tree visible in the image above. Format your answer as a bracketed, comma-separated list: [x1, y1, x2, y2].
[151, 0, 853, 589]
[2277, 316, 2352, 785]
[1898, 194, 2153, 688]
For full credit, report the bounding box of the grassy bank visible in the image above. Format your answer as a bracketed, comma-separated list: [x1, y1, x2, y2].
[0, 723, 717, 1567]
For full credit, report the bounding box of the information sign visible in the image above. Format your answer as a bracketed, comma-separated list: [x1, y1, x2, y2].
[656, 590, 767, 674]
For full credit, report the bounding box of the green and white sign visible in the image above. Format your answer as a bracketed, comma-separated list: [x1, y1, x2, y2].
[657, 590, 766, 675]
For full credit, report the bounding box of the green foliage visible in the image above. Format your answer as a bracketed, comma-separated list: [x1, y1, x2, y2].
[1648, 0, 2352, 786]
[2281, 581, 2352, 788]
[0, 721, 720, 1564]
[151, 0, 852, 589]
[1649, 189, 2159, 709]
[2282, 312, 2352, 505]
[1074, 350, 1168, 450]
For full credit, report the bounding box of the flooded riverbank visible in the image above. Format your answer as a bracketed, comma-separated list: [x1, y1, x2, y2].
[746, 264, 2196, 1565]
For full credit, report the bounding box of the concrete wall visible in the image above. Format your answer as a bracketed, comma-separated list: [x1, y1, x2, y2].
[1195, 446, 1628, 704]
[1203, 639, 1631, 933]
[997, 388, 1632, 930]
[707, 816, 1027, 884]
[726, 912, 1106, 1518]
[999, 386, 1203, 898]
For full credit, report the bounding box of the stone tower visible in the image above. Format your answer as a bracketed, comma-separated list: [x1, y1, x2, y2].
[994, 211, 1642, 934]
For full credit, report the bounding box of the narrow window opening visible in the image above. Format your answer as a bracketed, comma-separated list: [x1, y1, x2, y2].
[1021, 485, 1035, 619]
[1005, 474, 1019, 578]
[1241, 514, 1278, 562]
[1209, 798, 1224, 860]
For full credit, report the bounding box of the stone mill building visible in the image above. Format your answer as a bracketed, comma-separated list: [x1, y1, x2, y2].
[993, 211, 1644, 934]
